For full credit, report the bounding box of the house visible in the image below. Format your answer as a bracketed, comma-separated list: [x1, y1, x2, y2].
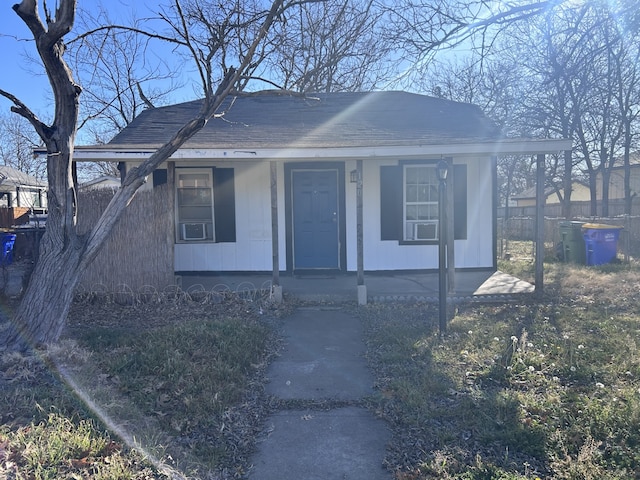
[595, 152, 640, 201]
[78, 175, 121, 191]
[74, 91, 570, 297]
[0, 165, 47, 210]
[0, 165, 47, 228]
[511, 181, 590, 207]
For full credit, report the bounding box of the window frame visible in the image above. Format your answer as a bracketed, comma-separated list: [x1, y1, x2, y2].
[175, 168, 215, 243]
[380, 159, 467, 244]
[402, 164, 440, 242]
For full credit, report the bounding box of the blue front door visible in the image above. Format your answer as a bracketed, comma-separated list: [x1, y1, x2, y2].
[292, 170, 339, 269]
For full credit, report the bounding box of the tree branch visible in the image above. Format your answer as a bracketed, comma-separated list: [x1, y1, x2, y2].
[0, 88, 53, 142]
[68, 24, 187, 48]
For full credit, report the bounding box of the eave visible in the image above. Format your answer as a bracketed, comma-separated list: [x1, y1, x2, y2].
[72, 138, 572, 162]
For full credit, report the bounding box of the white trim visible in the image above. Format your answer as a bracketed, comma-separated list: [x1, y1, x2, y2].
[73, 138, 572, 162]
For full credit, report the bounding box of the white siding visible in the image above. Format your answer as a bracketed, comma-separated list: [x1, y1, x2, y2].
[345, 157, 494, 271]
[173, 156, 495, 272]
[175, 161, 280, 271]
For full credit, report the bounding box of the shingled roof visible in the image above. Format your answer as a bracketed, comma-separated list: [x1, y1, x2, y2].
[0, 165, 46, 189]
[102, 91, 502, 150]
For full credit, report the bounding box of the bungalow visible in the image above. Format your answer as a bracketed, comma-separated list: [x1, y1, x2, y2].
[0, 165, 47, 211]
[74, 91, 569, 298]
[0, 165, 47, 228]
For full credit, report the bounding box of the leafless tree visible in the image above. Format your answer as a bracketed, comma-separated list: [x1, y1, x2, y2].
[383, 0, 562, 88]
[68, 5, 182, 180]
[0, 0, 295, 350]
[421, 55, 542, 226]
[0, 113, 45, 180]
[264, 0, 392, 92]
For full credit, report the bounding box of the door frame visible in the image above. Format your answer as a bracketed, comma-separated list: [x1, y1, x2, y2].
[284, 162, 346, 273]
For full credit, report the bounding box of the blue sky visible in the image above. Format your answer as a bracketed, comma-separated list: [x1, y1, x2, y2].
[0, 1, 166, 121]
[0, 2, 53, 119]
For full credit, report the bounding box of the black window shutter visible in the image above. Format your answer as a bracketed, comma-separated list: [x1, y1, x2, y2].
[380, 165, 403, 240]
[453, 164, 467, 240]
[213, 168, 236, 242]
[153, 169, 167, 187]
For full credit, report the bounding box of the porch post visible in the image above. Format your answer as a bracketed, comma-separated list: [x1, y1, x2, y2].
[168, 162, 177, 288]
[356, 159, 366, 305]
[270, 161, 282, 303]
[446, 157, 455, 292]
[535, 154, 545, 296]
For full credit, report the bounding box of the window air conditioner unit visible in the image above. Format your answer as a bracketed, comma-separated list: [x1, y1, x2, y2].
[414, 222, 438, 240]
[182, 222, 206, 240]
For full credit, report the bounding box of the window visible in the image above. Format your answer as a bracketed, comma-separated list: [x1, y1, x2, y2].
[380, 161, 467, 243]
[403, 165, 439, 240]
[174, 167, 237, 243]
[176, 170, 215, 241]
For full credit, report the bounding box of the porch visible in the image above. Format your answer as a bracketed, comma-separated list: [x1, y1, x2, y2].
[177, 269, 534, 304]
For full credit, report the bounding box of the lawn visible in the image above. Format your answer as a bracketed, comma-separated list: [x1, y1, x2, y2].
[361, 257, 640, 479]
[1, 293, 285, 479]
[1, 254, 639, 479]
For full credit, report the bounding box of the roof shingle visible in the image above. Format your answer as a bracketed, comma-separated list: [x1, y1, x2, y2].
[103, 91, 501, 150]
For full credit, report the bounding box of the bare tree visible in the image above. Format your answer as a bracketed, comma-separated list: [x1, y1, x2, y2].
[264, 0, 392, 92]
[68, 5, 183, 181]
[70, 6, 181, 140]
[420, 54, 545, 218]
[383, 0, 562, 88]
[0, 0, 294, 350]
[0, 113, 45, 180]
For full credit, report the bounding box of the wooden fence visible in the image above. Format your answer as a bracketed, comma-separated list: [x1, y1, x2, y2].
[76, 186, 174, 292]
[498, 215, 640, 259]
[499, 198, 640, 219]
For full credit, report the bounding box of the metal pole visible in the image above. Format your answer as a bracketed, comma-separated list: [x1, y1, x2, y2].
[438, 174, 448, 334]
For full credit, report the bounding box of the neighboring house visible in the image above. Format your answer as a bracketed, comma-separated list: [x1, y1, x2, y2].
[0, 165, 47, 210]
[595, 152, 640, 201]
[74, 91, 568, 281]
[511, 181, 590, 207]
[79, 175, 121, 191]
[510, 152, 640, 212]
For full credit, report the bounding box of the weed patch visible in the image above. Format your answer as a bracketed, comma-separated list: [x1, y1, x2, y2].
[1, 296, 280, 479]
[362, 261, 640, 478]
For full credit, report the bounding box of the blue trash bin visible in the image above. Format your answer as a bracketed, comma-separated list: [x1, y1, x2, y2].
[582, 223, 623, 266]
[1, 233, 16, 266]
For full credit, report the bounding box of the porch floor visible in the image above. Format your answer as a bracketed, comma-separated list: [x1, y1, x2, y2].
[177, 270, 535, 303]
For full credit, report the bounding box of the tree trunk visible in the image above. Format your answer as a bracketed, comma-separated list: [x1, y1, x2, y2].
[3, 227, 83, 350]
[589, 172, 598, 217]
[1, 0, 287, 351]
[623, 131, 632, 215]
[602, 169, 611, 218]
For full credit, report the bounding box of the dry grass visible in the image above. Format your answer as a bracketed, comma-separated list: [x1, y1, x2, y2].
[0, 293, 285, 479]
[2, 249, 639, 478]
[361, 258, 640, 479]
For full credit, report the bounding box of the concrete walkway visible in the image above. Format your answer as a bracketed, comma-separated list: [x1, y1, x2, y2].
[248, 308, 390, 479]
[179, 270, 534, 304]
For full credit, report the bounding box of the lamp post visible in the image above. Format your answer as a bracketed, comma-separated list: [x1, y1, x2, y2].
[436, 159, 449, 334]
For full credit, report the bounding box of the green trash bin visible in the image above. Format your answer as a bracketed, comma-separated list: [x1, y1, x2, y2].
[558, 221, 586, 264]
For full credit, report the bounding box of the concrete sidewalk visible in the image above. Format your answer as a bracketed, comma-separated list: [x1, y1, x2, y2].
[248, 308, 391, 479]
